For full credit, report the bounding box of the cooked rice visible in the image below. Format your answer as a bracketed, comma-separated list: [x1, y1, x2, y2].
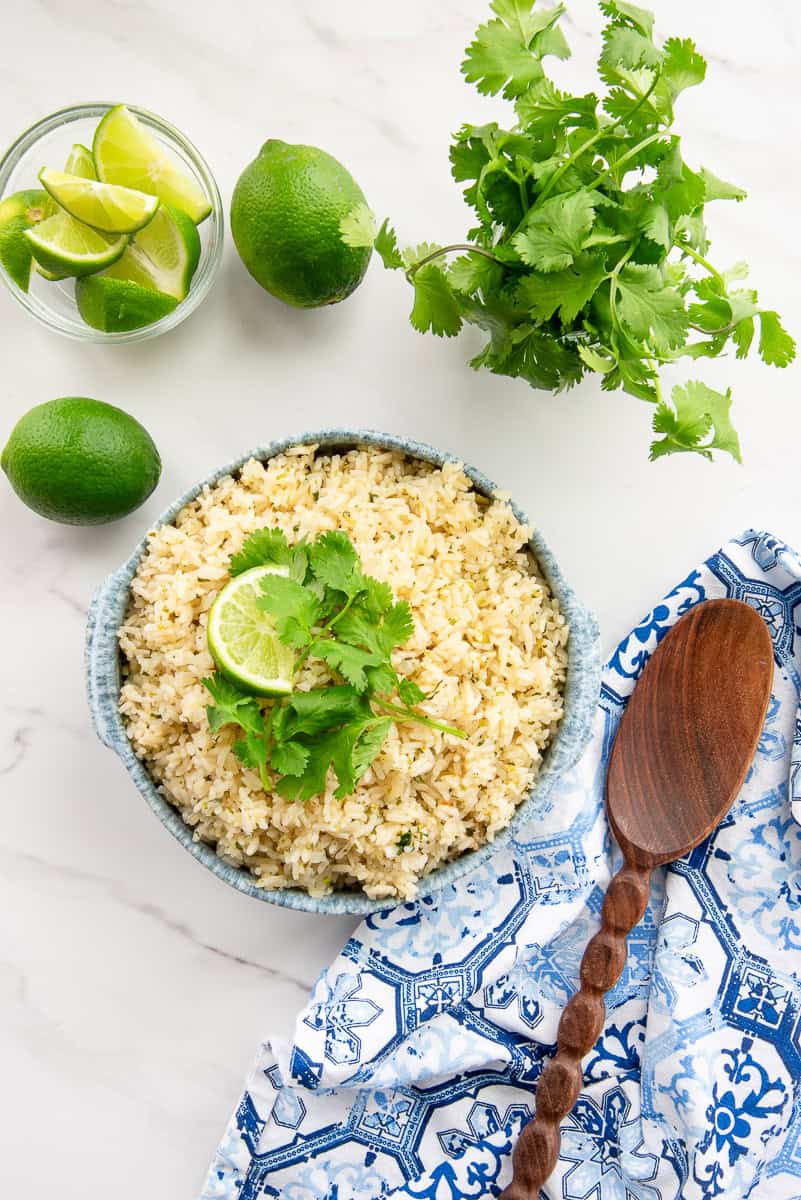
[118, 445, 568, 900]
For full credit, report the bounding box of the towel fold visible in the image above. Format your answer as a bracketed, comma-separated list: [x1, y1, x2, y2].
[202, 530, 801, 1200]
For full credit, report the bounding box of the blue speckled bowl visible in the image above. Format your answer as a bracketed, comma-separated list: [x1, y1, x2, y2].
[86, 430, 601, 915]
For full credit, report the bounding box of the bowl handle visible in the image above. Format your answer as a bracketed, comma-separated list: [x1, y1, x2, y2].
[85, 567, 128, 750]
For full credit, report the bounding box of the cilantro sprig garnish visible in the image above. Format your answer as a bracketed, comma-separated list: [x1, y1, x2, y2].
[340, 0, 795, 461]
[203, 527, 464, 802]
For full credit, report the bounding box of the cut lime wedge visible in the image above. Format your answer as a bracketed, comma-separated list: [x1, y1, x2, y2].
[26, 213, 127, 277]
[100, 203, 200, 300]
[207, 566, 296, 697]
[64, 143, 97, 180]
[39, 168, 159, 234]
[94, 105, 212, 224]
[30, 145, 103, 280]
[0, 189, 51, 290]
[75, 275, 178, 331]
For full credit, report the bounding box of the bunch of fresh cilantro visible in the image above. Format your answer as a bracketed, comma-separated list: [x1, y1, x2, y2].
[203, 527, 463, 802]
[340, 0, 795, 461]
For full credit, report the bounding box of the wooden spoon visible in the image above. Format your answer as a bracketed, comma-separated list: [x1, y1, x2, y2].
[501, 598, 773, 1199]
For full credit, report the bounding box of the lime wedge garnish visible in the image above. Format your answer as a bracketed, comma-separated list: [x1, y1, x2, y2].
[207, 566, 296, 697]
[64, 143, 97, 180]
[100, 203, 200, 300]
[93, 105, 212, 225]
[26, 213, 127, 277]
[75, 275, 178, 332]
[0, 189, 51, 291]
[39, 168, 159, 234]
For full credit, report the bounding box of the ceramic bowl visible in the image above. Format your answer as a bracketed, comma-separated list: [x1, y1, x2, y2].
[86, 430, 601, 914]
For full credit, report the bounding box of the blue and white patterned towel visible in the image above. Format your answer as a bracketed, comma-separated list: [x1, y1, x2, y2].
[202, 530, 801, 1200]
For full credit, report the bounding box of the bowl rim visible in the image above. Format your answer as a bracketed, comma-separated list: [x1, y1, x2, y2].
[86, 429, 601, 915]
[0, 101, 223, 344]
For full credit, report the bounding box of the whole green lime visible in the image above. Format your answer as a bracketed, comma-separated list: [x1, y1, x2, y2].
[230, 140, 371, 307]
[1, 397, 161, 525]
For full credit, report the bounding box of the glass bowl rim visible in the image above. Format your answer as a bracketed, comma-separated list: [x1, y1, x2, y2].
[0, 101, 223, 344]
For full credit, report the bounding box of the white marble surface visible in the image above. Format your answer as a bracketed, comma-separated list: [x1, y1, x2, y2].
[1, 1, 799, 1195]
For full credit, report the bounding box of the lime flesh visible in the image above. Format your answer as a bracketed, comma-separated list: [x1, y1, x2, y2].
[94, 105, 212, 224]
[39, 168, 159, 234]
[208, 566, 296, 696]
[64, 144, 97, 180]
[100, 203, 200, 300]
[26, 213, 127, 277]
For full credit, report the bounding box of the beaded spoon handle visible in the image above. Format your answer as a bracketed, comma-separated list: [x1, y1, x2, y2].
[500, 599, 774, 1199]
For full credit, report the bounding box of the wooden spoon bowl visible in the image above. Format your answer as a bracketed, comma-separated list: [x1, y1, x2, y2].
[501, 599, 774, 1198]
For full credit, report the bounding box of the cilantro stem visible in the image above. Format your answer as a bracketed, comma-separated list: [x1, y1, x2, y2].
[608, 245, 635, 332]
[534, 128, 605, 208]
[375, 699, 466, 740]
[677, 242, 725, 287]
[689, 322, 738, 337]
[405, 244, 503, 280]
[587, 131, 663, 192]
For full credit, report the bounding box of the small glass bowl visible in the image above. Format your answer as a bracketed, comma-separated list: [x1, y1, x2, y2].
[0, 102, 223, 343]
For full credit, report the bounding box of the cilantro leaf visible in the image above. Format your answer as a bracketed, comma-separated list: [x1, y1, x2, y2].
[513, 190, 599, 272]
[517, 256, 607, 323]
[275, 731, 340, 801]
[409, 264, 463, 337]
[658, 38, 707, 106]
[449, 252, 505, 296]
[310, 639, 381, 692]
[638, 201, 671, 252]
[354, 718, 393, 779]
[365, 663, 400, 697]
[374, 219, 404, 269]
[599, 1, 654, 37]
[514, 79, 597, 134]
[650, 382, 741, 462]
[362, 575, 394, 619]
[615, 264, 689, 353]
[280, 686, 368, 738]
[732, 317, 755, 360]
[600, 26, 661, 71]
[308, 530, 365, 598]
[339, 202, 377, 248]
[258, 574, 321, 648]
[381, 601, 415, 652]
[276, 724, 364, 802]
[230, 527, 290, 576]
[655, 142, 706, 220]
[461, 2, 567, 99]
[202, 675, 263, 734]
[233, 731, 269, 777]
[758, 312, 796, 368]
[270, 740, 310, 777]
[398, 678, 426, 706]
[700, 167, 747, 203]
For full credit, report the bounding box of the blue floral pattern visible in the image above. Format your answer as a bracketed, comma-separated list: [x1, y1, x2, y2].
[201, 530, 801, 1200]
